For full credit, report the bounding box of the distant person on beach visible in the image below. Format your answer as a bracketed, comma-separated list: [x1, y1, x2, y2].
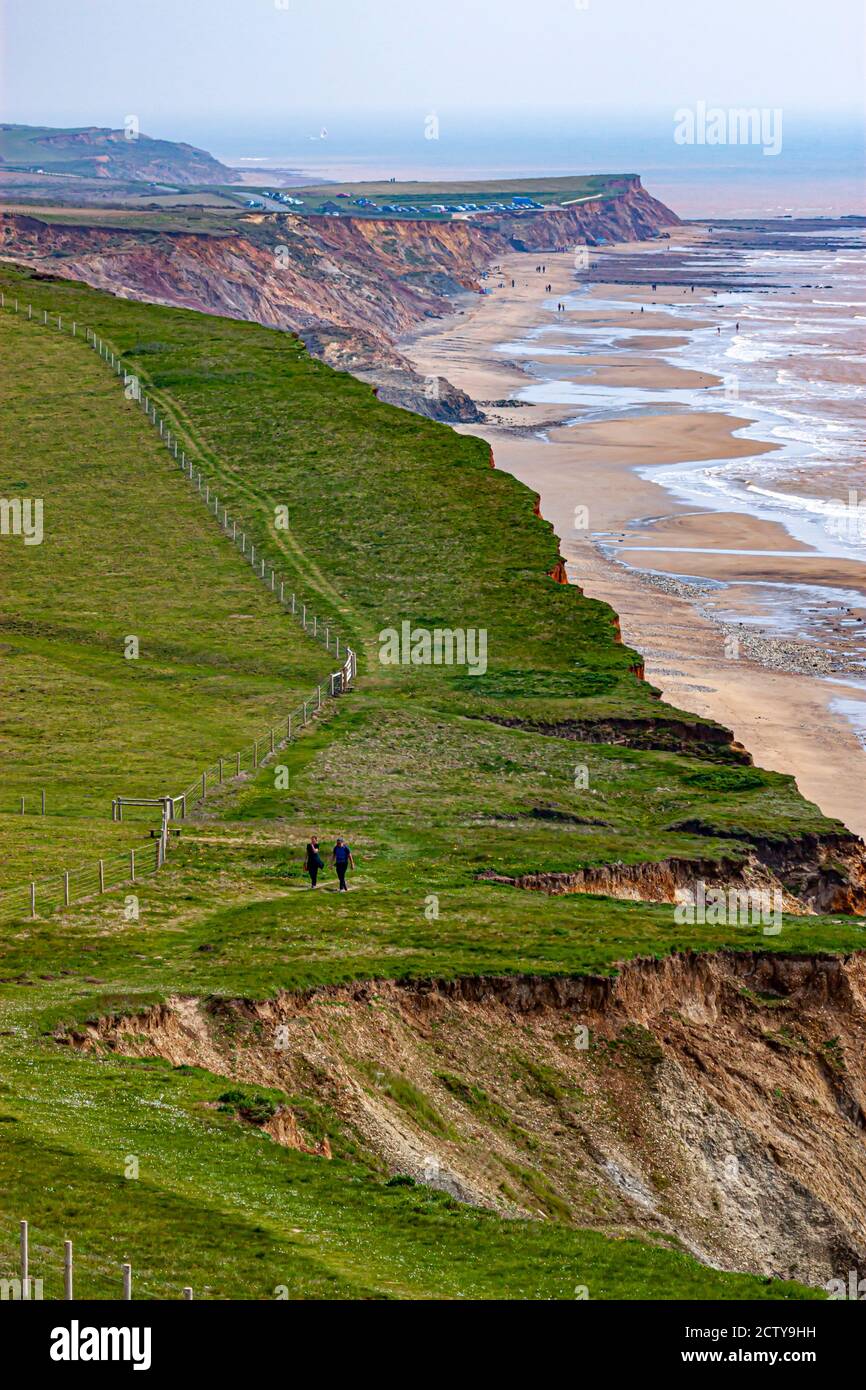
[332, 837, 355, 891]
[304, 835, 324, 888]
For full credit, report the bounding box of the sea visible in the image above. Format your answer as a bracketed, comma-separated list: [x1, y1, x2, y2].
[173, 111, 866, 219]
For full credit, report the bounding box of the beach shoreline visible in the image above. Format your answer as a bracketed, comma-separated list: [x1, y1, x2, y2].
[401, 228, 866, 836]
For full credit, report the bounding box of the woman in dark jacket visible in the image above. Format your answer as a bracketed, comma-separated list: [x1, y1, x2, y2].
[304, 834, 324, 888]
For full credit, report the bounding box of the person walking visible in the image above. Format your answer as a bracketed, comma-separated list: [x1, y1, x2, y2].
[304, 834, 324, 889]
[331, 836, 355, 891]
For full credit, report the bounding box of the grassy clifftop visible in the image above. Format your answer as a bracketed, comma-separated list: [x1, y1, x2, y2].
[0, 264, 861, 1300]
[0, 123, 231, 185]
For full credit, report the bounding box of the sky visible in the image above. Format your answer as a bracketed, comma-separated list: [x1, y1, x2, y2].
[1, 0, 863, 214]
[1, 0, 864, 134]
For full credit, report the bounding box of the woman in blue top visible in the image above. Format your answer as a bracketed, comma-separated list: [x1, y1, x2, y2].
[331, 837, 355, 891]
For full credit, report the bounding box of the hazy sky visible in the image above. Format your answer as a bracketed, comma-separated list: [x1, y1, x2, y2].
[1, 0, 864, 137]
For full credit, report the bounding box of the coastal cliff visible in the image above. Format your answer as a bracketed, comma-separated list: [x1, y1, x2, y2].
[69, 951, 866, 1288]
[0, 179, 677, 418]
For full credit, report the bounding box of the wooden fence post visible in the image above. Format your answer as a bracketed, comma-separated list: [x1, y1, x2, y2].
[287, 715, 292, 740]
[219, 757, 224, 784]
[253, 741, 259, 769]
[236, 751, 241, 776]
[122, 1263, 132, 1300]
[201, 772, 207, 800]
[20, 1220, 29, 1300]
[64, 871, 70, 907]
[20, 796, 25, 814]
[41, 789, 46, 815]
[130, 848, 136, 882]
[64, 1240, 73, 1300]
[270, 728, 275, 754]
[30, 883, 36, 918]
[99, 860, 105, 893]
[183, 1287, 193, 1300]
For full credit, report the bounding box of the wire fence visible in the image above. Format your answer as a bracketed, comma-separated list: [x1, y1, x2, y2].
[0, 839, 163, 922]
[0, 1217, 195, 1301]
[0, 292, 358, 922]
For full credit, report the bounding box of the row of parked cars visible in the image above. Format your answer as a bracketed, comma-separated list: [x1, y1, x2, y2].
[244, 192, 546, 217]
[371, 197, 544, 216]
[245, 191, 307, 209]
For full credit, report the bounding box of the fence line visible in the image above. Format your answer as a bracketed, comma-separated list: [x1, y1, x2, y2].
[1, 1217, 195, 1301]
[0, 291, 358, 922]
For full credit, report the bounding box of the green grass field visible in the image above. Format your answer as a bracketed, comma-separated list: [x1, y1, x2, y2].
[239, 173, 632, 218]
[0, 306, 331, 891]
[1, 167, 629, 227]
[0, 262, 858, 1299]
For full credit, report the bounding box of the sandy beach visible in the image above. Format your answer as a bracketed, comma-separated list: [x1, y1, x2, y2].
[402, 229, 866, 836]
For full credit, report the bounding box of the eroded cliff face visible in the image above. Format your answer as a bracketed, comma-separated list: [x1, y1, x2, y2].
[0, 181, 677, 418]
[68, 950, 866, 1290]
[482, 833, 866, 916]
[484, 177, 680, 251]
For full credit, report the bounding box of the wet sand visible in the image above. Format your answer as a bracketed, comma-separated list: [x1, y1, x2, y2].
[403, 233, 866, 836]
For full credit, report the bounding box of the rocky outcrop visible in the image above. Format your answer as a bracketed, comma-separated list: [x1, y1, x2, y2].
[0, 179, 677, 419]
